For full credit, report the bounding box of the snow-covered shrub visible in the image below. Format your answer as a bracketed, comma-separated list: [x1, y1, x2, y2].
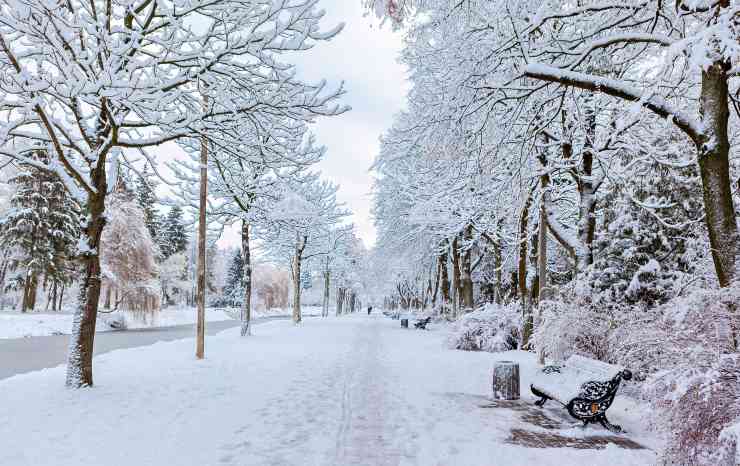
[653, 354, 740, 466]
[103, 313, 127, 330]
[610, 287, 740, 465]
[448, 304, 521, 352]
[531, 299, 616, 363]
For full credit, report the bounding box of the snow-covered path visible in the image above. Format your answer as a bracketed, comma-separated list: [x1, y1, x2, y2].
[0, 316, 656, 466]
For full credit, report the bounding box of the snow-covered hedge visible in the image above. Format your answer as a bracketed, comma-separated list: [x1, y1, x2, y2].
[448, 304, 521, 353]
[629, 288, 740, 465]
[531, 299, 616, 363]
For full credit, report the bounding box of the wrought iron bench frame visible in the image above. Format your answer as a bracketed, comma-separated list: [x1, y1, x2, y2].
[414, 317, 432, 329]
[530, 360, 633, 433]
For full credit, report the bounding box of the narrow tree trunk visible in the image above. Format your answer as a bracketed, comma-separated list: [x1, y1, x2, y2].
[49, 281, 58, 312]
[23, 272, 39, 312]
[322, 269, 330, 318]
[431, 260, 440, 310]
[195, 117, 208, 359]
[0, 256, 7, 310]
[104, 284, 112, 310]
[292, 241, 303, 324]
[460, 226, 474, 312]
[29, 274, 38, 310]
[439, 248, 451, 312]
[336, 287, 345, 316]
[451, 237, 461, 319]
[519, 193, 533, 347]
[21, 275, 31, 313]
[494, 233, 503, 304]
[698, 61, 737, 287]
[58, 283, 65, 312]
[240, 220, 252, 337]
[66, 184, 106, 388]
[536, 204, 549, 364]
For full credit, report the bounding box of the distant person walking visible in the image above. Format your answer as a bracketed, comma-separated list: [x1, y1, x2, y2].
[367, 306, 373, 315]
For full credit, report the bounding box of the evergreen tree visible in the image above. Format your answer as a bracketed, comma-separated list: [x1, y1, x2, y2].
[222, 249, 244, 307]
[135, 168, 161, 250]
[161, 206, 188, 259]
[0, 152, 81, 312]
[584, 158, 704, 308]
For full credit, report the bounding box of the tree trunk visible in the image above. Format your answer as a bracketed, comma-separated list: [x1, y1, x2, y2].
[292, 245, 302, 325]
[240, 220, 252, 337]
[322, 269, 330, 318]
[698, 61, 737, 288]
[439, 248, 451, 312]
[58, 283, 65, 312]
[336, 287, 345, 316]
[451, 237, 461, 318]
[66, 185, 106, 388]
[460, 226, 474, 312]
[49, 281, 58, 312]
[104, 284, 112, 310]
[195, 120, 208, 359]
[431, 259, 440, 310]
[536, 200, 548, 364]
[519, 193, 533, 347]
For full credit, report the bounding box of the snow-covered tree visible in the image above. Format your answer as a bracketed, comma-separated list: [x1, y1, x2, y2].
[258, 178, 350, 323]
[0, 0, 348, 386]
[161, 207, 189, 260]
[221, 249, 245, 308]
[135, 168, 162, 252]
[100, 184, 159, 314]
[0, 153, 80, 312]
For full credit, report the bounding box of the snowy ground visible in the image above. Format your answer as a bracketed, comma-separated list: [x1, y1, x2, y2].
[0, 315, 657, 465]
[0, 306, 323, 339]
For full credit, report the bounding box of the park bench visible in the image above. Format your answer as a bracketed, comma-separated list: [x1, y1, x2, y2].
[414, 317, 431, 330]
[530, 355, 632, 433]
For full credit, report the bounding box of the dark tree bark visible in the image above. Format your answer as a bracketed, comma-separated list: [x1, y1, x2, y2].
[460, 226, 475, 311]
[240, 220, 252, 336]
[21, 272, 38, 312]
[66, 175, 107, 387]
[439, 245, 451, 311]
[431, 259, 441, 309]
[697, 62, 736, 287]
[451, 236, 461, 317]
[519, 192, 533, 346]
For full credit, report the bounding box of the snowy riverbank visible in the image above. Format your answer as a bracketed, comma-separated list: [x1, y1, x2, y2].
[0, 306, 324, 339]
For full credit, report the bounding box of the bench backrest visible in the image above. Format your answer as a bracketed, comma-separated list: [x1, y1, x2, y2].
[565, 355, 623, 381]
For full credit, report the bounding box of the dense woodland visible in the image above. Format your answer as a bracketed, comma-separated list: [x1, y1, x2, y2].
[1, 0, 740, 464]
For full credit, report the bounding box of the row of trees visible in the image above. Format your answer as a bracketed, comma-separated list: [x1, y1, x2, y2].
[367, 0, 738, 324]
[0, 162, 190, 315]
[0, 0, 363, 387]
[364, 2, 740, 463]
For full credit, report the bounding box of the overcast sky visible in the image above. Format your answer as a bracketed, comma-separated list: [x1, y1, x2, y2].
[219, 1, 408, 249]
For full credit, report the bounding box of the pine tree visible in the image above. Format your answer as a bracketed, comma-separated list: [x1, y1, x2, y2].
[222, 249, 244, 307]
[585, 159, 704, 308]
[161, 206, 188, 259]
[0, 152, 81, 312]
[135, 168, 161, 250]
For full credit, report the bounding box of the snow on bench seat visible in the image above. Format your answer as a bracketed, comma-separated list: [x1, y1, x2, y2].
[531, 355, 625, 404]
[532, 355, 624, 405]
[530, 354, 633, 432]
